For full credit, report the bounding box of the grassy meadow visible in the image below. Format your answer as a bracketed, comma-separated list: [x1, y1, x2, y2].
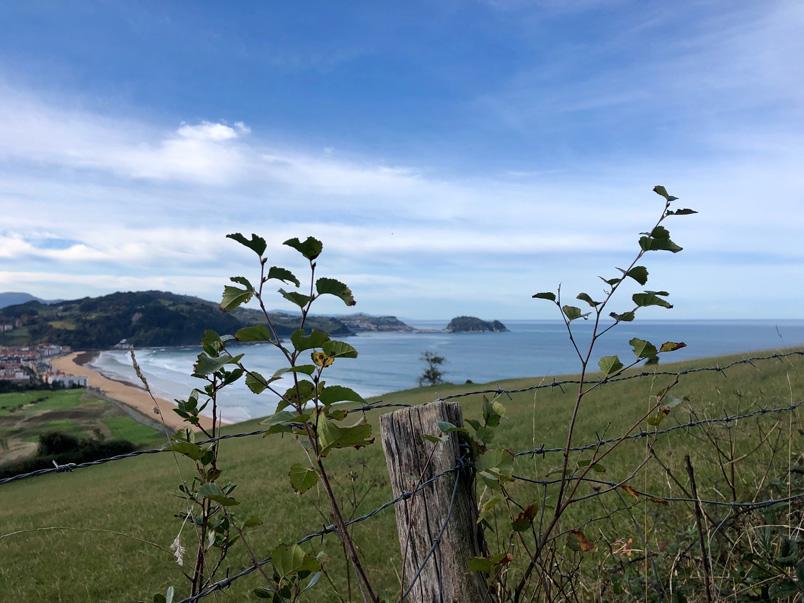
[0, 389, 162, 466]
[0, 347, 802, 602]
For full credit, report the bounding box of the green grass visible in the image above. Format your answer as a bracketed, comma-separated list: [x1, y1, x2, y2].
[0, 348, 802, 602]
[103, 416, 163, 446]
[0, 389, 162, 467]
[0, 389, 87, 416]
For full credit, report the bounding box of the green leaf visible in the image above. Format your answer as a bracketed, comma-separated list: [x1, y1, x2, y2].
[227, 232, 267, 257]
[235, 325, 274, 343]
[576, 293, 599, 307]
[668, 208, 697, 216]
[316, 277, 356, 306]
[630, 338, 658, 360]
[319, 385, 365, 407]
[633, 293, 673, 309]
[271, 543, 322, 580]
[267, 266, 300, 287]
[288, 464, 319, 494]
[283, 237, 323, 261]
[322, 340, 358, 359]
[279, 289, 312, 308]
[562, 305, 589, 322]
[659, 341, 686, 353]
[475, 449, 514, 488]
[654, 187, 678, 202]
[647, 395, 688, 425]
[437, 420, 460, 433]
[639, 226, 683, 253]
[193, 353, 243, 376]
[280, 380, 317, 410]
[201, 330, 221, 347]
[609, 310, 635, 322]
[422, 434, 448, 444]
[243, 517, 263, 528]
[532, 292, 556, 301]
[290, 329, 330, 352]
[221, 284, 254, 312]
[318, 420, 374, 456]
[477, 496, 503, 525]
[769, 580, 799, 599]
[164, 441, 203, 461]
[598, 355, 623, 378]
[245, 371, 278, 394]
[482, 398, 507, 428]
[599, 277, 621, 286]
[277, 365, 317, 376]
[327, 408, 348, 421]
[626, 266, 649, 286]
[260, 410, 300, 427]
[198, 483, 239, 506]
[578, 459, 606, 472]
[511, 504, 538, 532]
[775, 538, 799, 565]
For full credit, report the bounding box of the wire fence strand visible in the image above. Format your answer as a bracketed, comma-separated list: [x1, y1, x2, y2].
[175, 464, 462, 603]
[3, 348, 801, 487]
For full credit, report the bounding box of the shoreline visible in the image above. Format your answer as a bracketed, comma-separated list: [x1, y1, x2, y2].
[50, 352, 221, 431]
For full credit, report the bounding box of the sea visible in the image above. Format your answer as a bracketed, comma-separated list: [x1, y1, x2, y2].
[90, 320, 804, 423]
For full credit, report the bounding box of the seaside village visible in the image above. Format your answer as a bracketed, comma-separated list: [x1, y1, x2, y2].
[0, 344, 87, 389]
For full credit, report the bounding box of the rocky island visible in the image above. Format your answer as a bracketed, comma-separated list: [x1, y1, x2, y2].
[444, 316, 509, 333]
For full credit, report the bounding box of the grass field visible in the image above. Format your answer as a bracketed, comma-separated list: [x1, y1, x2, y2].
[0, 389, 162, 465]
[0, 347, 802, 602]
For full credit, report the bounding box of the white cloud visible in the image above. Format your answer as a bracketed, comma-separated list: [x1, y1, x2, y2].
[176, 121, 241, 141]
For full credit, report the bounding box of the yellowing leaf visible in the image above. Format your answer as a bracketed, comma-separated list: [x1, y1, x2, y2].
[311, 351, 334, 368]
[621, 485, 639, 500]
[567, 529, 595, 552]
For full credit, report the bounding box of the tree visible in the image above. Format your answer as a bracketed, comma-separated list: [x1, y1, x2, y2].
[418, 351, 446, 387]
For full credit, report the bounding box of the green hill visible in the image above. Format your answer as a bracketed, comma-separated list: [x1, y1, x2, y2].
[0, 291, 354, 349]
[0, 348, 801, 601]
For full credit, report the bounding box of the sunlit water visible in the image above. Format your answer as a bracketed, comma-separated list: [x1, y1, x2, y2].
[90, 320, 804, 423]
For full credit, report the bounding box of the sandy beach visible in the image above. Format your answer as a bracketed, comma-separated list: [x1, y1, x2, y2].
[50, 352, 220, 432]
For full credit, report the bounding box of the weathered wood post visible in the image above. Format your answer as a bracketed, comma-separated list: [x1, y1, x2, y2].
[380, 401, 491, 602]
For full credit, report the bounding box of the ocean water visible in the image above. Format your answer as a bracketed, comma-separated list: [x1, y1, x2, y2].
[90, 320, 804, 423]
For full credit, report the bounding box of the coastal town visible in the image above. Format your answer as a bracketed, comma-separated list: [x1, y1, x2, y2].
[0, 344, 87, 389]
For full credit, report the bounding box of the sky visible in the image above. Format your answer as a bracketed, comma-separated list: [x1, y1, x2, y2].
[0, 1, 802, 320]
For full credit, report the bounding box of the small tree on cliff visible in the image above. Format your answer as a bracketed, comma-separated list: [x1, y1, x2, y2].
[418, 351, 446, 387]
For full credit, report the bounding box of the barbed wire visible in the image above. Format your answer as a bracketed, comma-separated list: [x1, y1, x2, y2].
[437, 349, 804, 402]
[0, 402, 415, 486]
[513, 398, 804, 458]
[509, 473, 804, 509]
[3, 349, 801, 486]
[3, 346, 801, 601]
[176, 463, 462, 603]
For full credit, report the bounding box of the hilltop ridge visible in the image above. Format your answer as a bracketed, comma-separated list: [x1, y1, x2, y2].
[0, 291, 412, 349]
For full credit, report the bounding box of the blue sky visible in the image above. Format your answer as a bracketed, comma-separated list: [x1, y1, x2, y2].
[0, 1, 802, 319]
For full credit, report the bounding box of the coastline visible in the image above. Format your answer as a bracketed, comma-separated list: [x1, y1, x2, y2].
[50, 352, 221, 431]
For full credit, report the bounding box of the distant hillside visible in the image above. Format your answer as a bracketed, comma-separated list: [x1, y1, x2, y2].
[0, 292, 59, 309]
[339, 314, 414, 332]
[0, 291, 412, 349]
[445, 316, 509, 333]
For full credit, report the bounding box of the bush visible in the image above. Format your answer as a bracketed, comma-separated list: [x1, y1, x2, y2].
[0, 431, 137, 479]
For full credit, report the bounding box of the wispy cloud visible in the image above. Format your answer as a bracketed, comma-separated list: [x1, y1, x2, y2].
[0, 1, 802, 318]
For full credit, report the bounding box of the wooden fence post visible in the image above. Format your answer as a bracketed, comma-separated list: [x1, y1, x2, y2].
[380, 400, 491, 602]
